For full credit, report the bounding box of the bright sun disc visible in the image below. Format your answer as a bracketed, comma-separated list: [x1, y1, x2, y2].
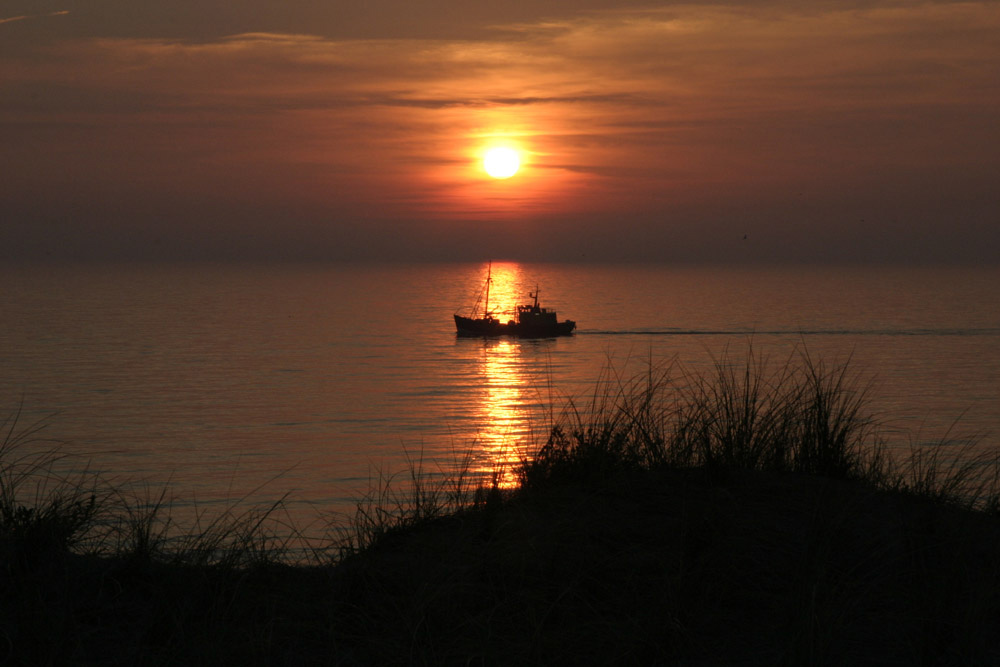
[483, 147, 520, 179]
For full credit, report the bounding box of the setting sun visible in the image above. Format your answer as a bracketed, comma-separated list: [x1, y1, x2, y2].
[483, 147, 520, 179]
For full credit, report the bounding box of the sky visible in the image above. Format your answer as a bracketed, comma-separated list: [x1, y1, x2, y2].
[2, 1, 998, 263]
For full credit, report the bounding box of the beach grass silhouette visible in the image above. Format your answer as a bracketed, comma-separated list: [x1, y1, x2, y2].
[2, 348, 999, 664]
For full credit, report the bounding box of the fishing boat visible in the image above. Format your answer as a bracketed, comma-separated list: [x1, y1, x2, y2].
[454, 264, 576, 338]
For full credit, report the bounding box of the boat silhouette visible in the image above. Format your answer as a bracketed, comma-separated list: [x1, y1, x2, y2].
[454, 263, 576, 338]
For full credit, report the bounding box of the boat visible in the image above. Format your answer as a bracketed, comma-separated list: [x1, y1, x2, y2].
[454, 263, 576, 338]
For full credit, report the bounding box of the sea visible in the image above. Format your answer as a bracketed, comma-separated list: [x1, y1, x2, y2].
[2, 262, 998, 532]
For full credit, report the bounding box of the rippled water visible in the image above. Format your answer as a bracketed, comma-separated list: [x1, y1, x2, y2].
[2, 262, 998, 525]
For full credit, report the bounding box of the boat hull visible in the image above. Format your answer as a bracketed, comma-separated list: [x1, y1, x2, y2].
[454, 314, 576, 338]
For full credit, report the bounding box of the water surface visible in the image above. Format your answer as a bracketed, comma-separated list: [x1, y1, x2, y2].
[2, 262, 998, 525]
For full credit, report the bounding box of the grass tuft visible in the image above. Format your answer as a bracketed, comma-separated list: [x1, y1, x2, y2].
[522, 346, 902, 489]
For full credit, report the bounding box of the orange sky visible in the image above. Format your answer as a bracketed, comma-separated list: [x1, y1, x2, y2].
[2, 1, 998, 262]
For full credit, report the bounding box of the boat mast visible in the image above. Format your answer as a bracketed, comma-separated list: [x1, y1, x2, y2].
[484, 261, 492, 317]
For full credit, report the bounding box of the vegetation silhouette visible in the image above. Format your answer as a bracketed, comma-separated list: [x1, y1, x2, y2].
[2, 348, 999, 665]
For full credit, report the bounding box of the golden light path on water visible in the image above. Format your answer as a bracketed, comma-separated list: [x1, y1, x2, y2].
[480, 261, 521, 323]
[475, 339, 531, 488]
[469, 263, 540, 488]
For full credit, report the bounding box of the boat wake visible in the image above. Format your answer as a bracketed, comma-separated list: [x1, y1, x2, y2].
[580, 328, 1000, 337]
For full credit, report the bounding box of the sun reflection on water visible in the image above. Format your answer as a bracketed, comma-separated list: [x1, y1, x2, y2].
[478, 262, 522, 323]
[473, 339, 537, 488]
[463, 262, 551, 488]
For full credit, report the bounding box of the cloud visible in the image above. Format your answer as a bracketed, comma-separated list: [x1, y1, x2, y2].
[362, 92, 639, 109]
[0, 10, 68, 25]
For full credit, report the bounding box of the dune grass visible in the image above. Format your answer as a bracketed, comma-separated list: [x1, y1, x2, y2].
[522, 346, 997, 506]
[2, 348, 999, 664]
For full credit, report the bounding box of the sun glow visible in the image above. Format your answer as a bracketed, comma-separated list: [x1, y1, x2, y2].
[483, 147, 520, 179]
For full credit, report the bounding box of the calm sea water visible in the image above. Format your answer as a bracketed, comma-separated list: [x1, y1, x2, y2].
[2, 262, 998, 527]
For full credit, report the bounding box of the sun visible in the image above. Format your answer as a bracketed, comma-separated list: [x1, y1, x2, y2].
[483, 147, 520, 179]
